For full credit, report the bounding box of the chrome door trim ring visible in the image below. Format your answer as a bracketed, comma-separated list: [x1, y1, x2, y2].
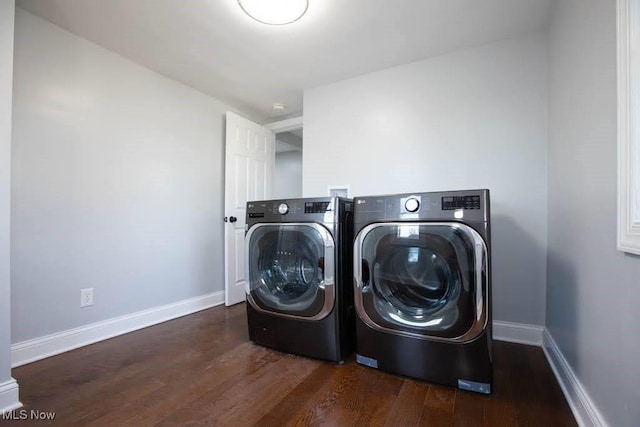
[353, 221, 489, 343]
[245, 222, 336, 321]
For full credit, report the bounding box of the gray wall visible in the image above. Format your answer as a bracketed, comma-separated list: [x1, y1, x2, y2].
[0, 0, 15, 396]
[304, 32, 549, 326]
[11, 10, 234, 343]
[547, 1, 640, 426]
[274, 151, 303, 199]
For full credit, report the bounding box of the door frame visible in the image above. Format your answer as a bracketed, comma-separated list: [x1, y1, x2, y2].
[266, 116, 303, 133]
[268, 115, 303, 200]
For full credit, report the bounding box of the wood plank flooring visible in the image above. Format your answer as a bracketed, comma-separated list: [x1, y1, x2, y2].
[6, 304, 576, 426]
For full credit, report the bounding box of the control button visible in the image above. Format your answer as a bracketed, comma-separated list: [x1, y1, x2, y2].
[405, 198, 420, 212]
[278, 203, 289, 215]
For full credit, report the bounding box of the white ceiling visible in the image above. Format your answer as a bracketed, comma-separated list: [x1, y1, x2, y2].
[17, 0, 554, 123]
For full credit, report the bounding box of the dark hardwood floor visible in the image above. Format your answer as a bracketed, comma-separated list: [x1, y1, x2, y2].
[6, 304, 576, 426]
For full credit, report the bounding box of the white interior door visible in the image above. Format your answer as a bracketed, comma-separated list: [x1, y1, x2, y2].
[224, 112, 275, 306]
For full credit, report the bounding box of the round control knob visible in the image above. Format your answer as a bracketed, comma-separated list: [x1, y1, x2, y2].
[278, 203, 289, 215]
[405, 198, 420, 213]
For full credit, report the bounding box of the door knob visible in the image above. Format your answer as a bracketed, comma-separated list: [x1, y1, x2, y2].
[229, 216, 238, 223]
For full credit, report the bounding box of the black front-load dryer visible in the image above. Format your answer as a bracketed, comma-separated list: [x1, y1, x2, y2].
[245, 197, 353, 363]
[353, 190, 492, 393]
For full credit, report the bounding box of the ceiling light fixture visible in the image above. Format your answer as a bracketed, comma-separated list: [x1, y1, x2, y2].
[272, 103, 286, 113]
[237, 0, 309, 25]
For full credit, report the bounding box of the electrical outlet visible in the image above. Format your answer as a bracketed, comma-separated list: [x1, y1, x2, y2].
[80, 288, 94, 307]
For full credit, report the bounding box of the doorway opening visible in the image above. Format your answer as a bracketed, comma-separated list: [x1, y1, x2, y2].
[267, 117, 303, 199]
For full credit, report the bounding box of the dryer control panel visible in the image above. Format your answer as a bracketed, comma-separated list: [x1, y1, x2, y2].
[353, 189, 489, 223]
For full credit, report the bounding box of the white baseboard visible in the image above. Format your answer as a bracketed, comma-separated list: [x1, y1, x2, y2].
[492, 320, 544, 345]
[11, 291, 224, 368]
[491, 323, 607, 427]
[542, 329, 608, 427]
[0, 378, 21, 414]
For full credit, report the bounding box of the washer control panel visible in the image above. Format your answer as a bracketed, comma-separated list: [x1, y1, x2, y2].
[247, 198, 343, 223]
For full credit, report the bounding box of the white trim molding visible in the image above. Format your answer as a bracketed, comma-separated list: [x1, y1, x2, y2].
[543, 330, 608, 427]
[0, 378, 21, 414]
[11, 291, 224, 368]
[265, 116, 303, 133]
[617, 0, 640, 255]
[492, 320, 544, 346]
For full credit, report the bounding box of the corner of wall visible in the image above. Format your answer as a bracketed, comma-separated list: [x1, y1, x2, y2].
[0, 0, 18, 414]
[542, 329, 608, 427]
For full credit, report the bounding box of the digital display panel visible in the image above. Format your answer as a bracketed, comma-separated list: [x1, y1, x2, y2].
[305, 202, 331, 213]
[442, 195, 481, 210]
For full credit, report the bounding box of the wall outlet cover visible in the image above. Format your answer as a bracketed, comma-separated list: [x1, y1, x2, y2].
[80, 288, 94, 307]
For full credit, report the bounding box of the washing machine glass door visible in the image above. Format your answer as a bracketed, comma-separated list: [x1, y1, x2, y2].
[354, 222, 488, 342]
[245, 223, 335, 320]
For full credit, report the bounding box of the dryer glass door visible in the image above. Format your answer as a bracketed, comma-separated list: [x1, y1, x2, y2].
[354, 222, 488, 342]
[245, 223, 335, 320]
